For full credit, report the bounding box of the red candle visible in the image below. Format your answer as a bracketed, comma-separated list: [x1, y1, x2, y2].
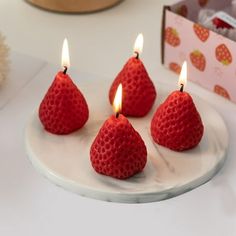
[109, 34, 156, 117]
[151, 62, 204, 151]
[90, 84, 147, 179]
[39, 38, 89, 134]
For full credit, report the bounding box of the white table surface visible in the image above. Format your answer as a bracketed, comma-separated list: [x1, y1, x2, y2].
[1, 1, 236, 235]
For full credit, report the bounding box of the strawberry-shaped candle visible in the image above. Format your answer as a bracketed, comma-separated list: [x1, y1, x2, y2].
[90, 84, 147, 179]
[109, 34, 156, 117]
[151, 62, 204, 151]
[39, 39, 89, 134]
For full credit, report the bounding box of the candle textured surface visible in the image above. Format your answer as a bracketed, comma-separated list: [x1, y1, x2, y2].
[151, 91, 204, 151]
[90, 114, 147, 179]
[39, 71, 89, 134]
[39, 39, 89, 134]
[109, 57, 156, 117]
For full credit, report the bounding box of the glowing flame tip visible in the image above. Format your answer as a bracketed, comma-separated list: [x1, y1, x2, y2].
[61, 38, 70, 69]
[133, 33, 144, 56]
[113, 84, 122, 115]
[178, 61, 187, 89]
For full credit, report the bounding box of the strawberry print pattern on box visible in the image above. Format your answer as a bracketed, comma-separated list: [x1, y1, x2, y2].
[198, 0, 208, 7]
[165, 27, 181, 47]
[164, 10, 236, 103]
[215, 44, 232, 65]
[190, 50, 206, 71]
[176, 4, 188, 18]
[193, 24, 210, 42]
[169, 62, 181, 74]
[214, 85, 230, 99]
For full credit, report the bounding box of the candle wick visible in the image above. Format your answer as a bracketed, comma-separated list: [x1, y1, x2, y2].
[134, 51, 139, 59]
[115, 112, 119, 118]
[63, 66, 68, 75]
[180, 83, 184, 92]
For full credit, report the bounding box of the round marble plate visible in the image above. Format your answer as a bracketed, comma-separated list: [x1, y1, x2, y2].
[25, 81, 228, 203]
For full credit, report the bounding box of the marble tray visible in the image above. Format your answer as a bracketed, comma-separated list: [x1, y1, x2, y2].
[25, 81, 228, 203]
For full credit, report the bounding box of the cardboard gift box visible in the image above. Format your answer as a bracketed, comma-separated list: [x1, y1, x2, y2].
[161, 0, 235, 101]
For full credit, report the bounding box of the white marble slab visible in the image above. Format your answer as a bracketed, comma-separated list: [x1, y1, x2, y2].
[25, 81, 228, 203]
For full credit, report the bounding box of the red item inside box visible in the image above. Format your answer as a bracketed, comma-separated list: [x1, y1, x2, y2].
[213, 17, 234, 29]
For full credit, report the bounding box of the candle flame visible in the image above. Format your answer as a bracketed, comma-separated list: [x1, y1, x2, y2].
[178, 61, 187, 89]
[113, 84, 122, 115]
[133, 33, 144, 56]
[61, 38, 70, 69]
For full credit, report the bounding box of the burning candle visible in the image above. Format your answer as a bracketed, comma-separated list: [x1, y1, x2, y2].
[61, 38, 70, 74]
[150, 61, 204, 151]
[133, 33, 144, 59]
[39, 38, 89, 135]
[179, 60, 187, 92]
[109, 34, 156, 117]
[90, 83, 147, 179]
